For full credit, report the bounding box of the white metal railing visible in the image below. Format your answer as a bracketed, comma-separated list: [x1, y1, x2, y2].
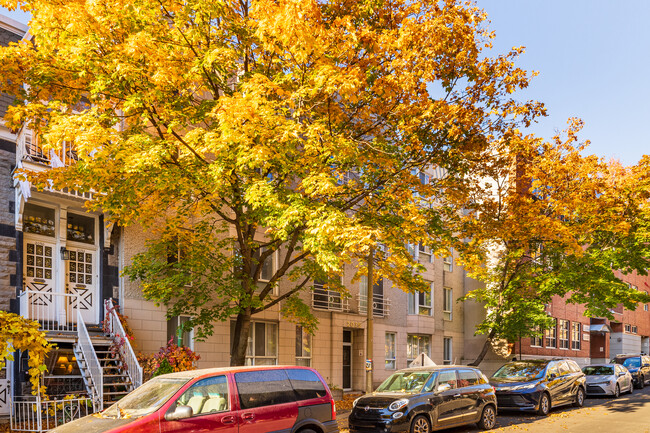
[19, 290, 78, 333]
[10, 395, 93, 432]
[16, 126, 79, 167]
[312, 289, 350, 312]
[77, 310, 103, 411]
[358, 293, 391, 317]
[104, 299, 143, 390]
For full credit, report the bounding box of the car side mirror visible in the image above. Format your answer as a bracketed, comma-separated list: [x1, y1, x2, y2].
[165, 405, 193, 421]
[436, 383, 451, 393]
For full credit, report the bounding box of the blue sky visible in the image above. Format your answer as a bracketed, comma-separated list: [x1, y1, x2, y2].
[2, 1, 648, 165]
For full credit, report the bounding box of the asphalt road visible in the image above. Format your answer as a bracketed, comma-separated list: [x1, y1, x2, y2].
[338, 386, 650, 433]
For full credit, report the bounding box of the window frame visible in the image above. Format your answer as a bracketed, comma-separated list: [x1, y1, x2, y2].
[531, 325, 543, 347]
[239, 321, 278, 366]
[443, 287, 453, 321]
[545, 319, 557, 348]
[443, 337, 453, 365]
[406, 334, 431, 363]
[295, 326, 312, 367]
[167, 315, 194, 350]
[408, 281, 433, 316]
[385, 332, 397, 370]
[571, 322, 581, 350]
[558, 319, 569, 349]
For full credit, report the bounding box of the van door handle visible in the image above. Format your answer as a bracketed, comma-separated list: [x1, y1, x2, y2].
[221, 415, 236, 425]
[242, 412, 255, 421]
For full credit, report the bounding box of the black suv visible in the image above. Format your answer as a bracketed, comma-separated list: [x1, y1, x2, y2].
[349, 366, 497, 432]
[490, 359, 586, 416]
[612, 354, 650, 388]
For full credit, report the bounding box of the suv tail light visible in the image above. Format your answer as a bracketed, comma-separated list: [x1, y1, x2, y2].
[331, 399, 336, 420]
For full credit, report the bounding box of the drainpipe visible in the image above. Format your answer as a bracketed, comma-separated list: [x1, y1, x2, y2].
[365, 247, 374, 394]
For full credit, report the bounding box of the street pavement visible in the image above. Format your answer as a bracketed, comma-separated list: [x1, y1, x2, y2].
[337, 386, 650, 432]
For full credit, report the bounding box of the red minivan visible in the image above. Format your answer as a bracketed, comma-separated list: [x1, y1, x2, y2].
[52, 365, 339, 433]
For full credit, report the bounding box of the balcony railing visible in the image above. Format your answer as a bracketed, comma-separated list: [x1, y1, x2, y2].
[312, 289, 350, 312]
[16, 127, 79, 167]
[18, 290, 78, 333]
[358, 293, 391, 317]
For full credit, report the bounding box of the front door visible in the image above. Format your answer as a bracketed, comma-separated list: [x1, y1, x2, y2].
[343, 330, 352, 390]
[23, 239, 57, 324]
[66, 248, 98, 324]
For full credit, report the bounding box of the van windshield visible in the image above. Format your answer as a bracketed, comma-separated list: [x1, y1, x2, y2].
[376, 371, 434, 393]
[102, 377, 189, 418]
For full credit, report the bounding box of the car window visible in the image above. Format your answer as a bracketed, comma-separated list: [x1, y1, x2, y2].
[558, 362, 571, 376]
[175, 376, 230, 416]
[376, 371, 433, 393]
[622, 358, 641, 369]
[478, 372, 489, 385]
[235, 370, 296, 409]
[286, 369, 327, 400]
[583, 366, 614, 376]
[457, 369, 480, 388]
[568, 361, 581, 373]
[547, 363, 559, 378]
[492, 362, 547, 381]
[437, 370, 457, 390]
[614, 365, 621, 374]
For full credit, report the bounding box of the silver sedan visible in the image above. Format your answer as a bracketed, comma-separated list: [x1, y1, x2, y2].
[583, 364, 633, 398]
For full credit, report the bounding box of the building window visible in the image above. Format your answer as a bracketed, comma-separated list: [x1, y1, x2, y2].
[24, 204, 56, 237]
[443, 337, 453, 365]
[231, 321, 278, 366]
[408, 281, 433, 316]
[624, 324, 631, 333]
[571, 322, 581, 350]
[645, 303, 648, 312]
[418, 243, 433, 263]
[443, 251, 453, 272]
[443, 287, 453, 321]
[167, 315, 194, 349]
[407, 335, 431, 363]
[313, 278, 343, 311]
[359, 275, 385, 316]
[295, 326, 311, 366]
[531, 326, 542, 347]
[545, 319, 557, 348]
[254, 246, 277, 282]
[632, 325, 638, 334]
[385, 333, 396, 370]
[558, 320, 569, 349]
[67, 213, 96, 245]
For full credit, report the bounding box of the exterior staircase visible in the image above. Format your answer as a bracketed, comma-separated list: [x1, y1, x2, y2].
[74, 334, 134, 408]
[72, 300, 143, 411]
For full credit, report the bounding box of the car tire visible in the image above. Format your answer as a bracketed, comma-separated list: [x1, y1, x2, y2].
[410, 414, 431, 433]
[477, 404, 497, 430]
[614, 384, 620, 399]
[298, 430, 317, 433]
[640, 376, 645, 389]
[537, 393, 550, 416]
[573, 387, 585, 408]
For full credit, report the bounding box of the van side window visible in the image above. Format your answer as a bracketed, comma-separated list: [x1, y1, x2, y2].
[457, 369, 480, 387]
[287, 369, 327, 400]
[174, 375, 229, 416]
[235, 370, 296, 409]
[437, 370, 457, 389]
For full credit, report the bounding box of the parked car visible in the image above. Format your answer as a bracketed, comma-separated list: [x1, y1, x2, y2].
[51, 365, 338, 433]
[583, 364, 633, 398]
[490, 359, 586, 416]
[611, 354, 650, 389]
[348, 365, 497, 433]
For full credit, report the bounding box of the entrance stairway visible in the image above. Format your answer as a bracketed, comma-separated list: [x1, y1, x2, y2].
[74, 334, 134, 408]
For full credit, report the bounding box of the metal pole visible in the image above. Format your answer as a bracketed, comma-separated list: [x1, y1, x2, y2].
[366, 247, 374, 394]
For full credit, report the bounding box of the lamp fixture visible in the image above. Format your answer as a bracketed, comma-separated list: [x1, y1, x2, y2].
[60, 247, 69, 261]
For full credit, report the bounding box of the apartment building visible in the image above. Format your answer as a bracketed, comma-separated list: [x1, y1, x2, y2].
[513, 271, 650, 367]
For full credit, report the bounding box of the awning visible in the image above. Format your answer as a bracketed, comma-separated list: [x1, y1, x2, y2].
[589, 324, 612, 333]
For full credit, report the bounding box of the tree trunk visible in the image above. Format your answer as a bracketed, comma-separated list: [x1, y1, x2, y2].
[468, 328, 496, 367]
[230, 309, 252, 366]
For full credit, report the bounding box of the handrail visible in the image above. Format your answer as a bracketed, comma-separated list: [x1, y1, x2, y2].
[77, 309, 103, 411]
[104, 299, 143, 390]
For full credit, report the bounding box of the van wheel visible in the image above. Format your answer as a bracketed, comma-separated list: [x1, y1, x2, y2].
[477, 404, 496, 430]
[537, 393, 550, 416]
[410, 415, 431, 433]
[573, 387, 585, 407]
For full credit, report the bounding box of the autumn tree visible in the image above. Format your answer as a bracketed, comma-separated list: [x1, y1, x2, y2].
[455, 119, 650, 365]
[0, 0, 544, 365]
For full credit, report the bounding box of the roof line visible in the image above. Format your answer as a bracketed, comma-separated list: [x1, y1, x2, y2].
[0, 13, 29, 36]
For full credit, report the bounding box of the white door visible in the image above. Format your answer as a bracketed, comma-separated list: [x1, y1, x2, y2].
[66, 248, 98, 324]
[23, 239, 57, 324]
[0, 366, 9, 416]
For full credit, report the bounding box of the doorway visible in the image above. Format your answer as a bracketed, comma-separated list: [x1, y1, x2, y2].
[343, 330, 352, 390]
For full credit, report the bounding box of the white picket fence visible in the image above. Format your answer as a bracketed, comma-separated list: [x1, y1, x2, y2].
[10, 396, 94, 432]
